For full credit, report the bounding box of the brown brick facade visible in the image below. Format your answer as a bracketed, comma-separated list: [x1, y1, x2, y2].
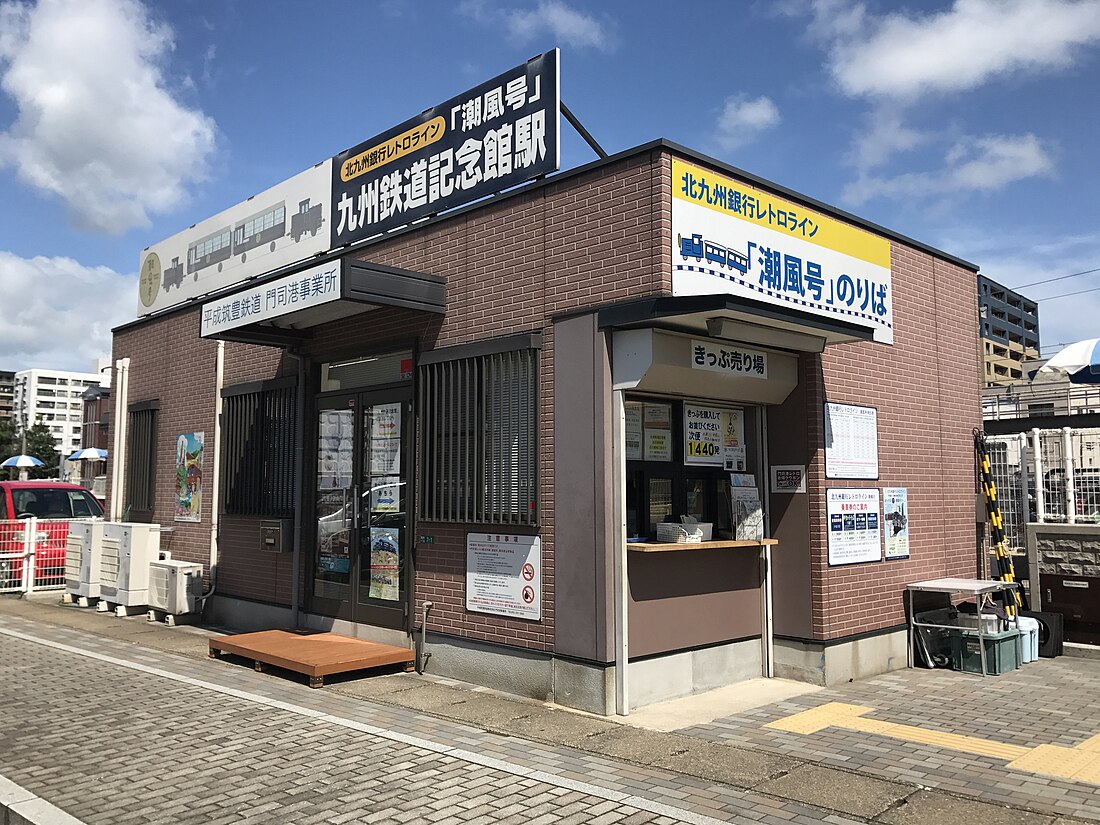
[112, 143, 979, 658]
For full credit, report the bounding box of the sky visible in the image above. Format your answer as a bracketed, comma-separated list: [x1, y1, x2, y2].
[0, 0, 1097, 371]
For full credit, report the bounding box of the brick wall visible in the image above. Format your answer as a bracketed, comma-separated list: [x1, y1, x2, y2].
[806, 247, 982, 639]
[112, 144, 980, 653]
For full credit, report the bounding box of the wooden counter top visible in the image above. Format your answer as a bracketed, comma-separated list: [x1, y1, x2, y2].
[627, 539, 779, 553]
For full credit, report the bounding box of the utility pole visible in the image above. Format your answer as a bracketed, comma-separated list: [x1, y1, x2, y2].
[17, 375, 28, 481]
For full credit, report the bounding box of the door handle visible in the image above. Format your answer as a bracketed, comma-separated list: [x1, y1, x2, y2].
[352, 485, 360, 529]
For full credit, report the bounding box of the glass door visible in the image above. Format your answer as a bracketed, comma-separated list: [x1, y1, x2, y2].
[311, 389, 411, 629]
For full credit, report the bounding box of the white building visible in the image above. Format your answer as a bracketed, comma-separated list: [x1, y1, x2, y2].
[13, 366, 106, 471]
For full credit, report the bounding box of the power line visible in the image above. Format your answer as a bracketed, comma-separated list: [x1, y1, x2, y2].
[1011, 266, 1100, 290]
[1035, 284, 1100, 302]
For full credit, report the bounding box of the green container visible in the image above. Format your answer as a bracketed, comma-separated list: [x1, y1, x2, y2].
[950, 627, 1020, 675]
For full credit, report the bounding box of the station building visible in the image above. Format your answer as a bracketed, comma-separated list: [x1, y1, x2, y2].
[109, 52, 981, 714]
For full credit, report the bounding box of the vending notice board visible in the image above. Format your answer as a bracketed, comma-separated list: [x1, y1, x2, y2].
[827, 488, 882, 566]
[466, 533, 541, 620]
[824, 402, 879, 479]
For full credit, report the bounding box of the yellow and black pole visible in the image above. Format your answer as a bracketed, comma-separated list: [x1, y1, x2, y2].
[974, 429, 1023, 615]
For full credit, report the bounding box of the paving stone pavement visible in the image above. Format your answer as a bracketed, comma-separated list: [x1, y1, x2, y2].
[1, 594, 1097, 825]
[682, 656, 1100, 822]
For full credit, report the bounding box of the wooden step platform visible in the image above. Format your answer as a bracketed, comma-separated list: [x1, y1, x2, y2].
[209, 629, 414, 688]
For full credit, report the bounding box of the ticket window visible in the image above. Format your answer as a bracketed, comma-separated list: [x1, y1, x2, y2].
[625, 398, 763, 541]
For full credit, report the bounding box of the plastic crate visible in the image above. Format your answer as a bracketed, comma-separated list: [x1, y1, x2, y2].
[950, 628, 1020, 675]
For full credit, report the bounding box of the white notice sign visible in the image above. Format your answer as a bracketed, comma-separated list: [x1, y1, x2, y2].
[466, 533, 541, 620]
[827, 488, 882, 566]
[824, 402, 879, 479]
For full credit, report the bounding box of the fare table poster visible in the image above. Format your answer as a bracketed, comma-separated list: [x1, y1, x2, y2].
[827, 488, 882, 566]
[824, 402, 879, 479]
[466, 533, 541, 621]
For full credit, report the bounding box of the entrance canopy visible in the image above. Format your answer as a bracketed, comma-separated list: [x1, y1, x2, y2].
[200, 257, 445, 347]
[598, 293, 873, 354]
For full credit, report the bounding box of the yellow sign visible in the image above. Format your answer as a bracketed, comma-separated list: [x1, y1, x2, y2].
[672, 158, 890, 270]
[340, 116, 447, 182]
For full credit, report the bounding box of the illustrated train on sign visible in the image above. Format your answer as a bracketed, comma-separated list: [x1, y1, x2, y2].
[162, 197, 325, 292]
[678, 232, 748, 275]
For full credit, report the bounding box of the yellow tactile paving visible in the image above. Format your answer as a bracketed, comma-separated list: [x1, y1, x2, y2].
[1008, 745, 1100, 780]
[766, 702, 1100, 786]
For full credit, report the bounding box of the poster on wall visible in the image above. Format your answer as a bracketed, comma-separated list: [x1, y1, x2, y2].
[824, 402, 879, 479]
[625, 402, 643, 460]
[368, 527, 401, 600]
[827, 488, 882, 565]
[684, 404, 746, 470]
[883, 487, 910, 560]
[174, 432, 204, 522]
[730, 474, 764, 540]
[643, 402, 672, 462]
[466, 533, 541, 620]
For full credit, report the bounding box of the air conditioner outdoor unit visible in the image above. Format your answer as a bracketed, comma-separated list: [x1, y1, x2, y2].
[65, 521, 105, 601]
[148, 559, 203, 615]
[98, 522, 163, 611]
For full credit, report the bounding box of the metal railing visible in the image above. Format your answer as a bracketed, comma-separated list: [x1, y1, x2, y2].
[0, 518, 71, 594]
[985, 427, 1100, 551]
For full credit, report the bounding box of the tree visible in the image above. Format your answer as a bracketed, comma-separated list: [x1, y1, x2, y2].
[0, 418, 17, 461]
[23, 419, 62, 480]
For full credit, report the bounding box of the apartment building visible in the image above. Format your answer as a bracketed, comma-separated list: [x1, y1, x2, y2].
[13, 368, 105, 463]
[979, 275, 1040, 387]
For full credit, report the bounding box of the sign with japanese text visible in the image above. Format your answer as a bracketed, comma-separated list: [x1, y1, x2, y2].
[827, 488, 882, 566]
[140, 51, 559, 319]
[883, 487, 910, 560]
[466, 533, 541, 621]
[331, 50, 559, 246]
[824, 402, 879, 479]
[690, 339, 767, 379]
[771, 464, 806, 494]
[200, 260, 341, 337]
[643, 402, 672, 461]
[671, 158, 893, 343]
[684, 404, 746, 470]
[139, 161, 332, 317]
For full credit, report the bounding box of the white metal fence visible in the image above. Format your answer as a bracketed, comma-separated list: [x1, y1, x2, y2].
[986, 427, 1100, 550]
[0, 518, 71, 594]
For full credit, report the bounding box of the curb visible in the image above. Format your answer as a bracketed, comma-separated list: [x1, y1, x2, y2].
[0, 774, 85, 825]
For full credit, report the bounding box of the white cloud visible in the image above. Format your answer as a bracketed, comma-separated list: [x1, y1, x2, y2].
[0, 251, 134, 371]
[711, 95, 781, 152]
[459, 0, 615, 51]
[0, 0, 216, 234]
[843, 133, 1055, 204]
[820, 0, 1100, 100]
[849, 109, 928, 173]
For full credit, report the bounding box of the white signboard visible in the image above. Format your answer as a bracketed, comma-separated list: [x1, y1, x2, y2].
[690, 339, 767, 379]
[827, 488, 882, 566]
[824, 402, 879, 479]
[200, 260, 341, 337]
[140, 161, 333, 317]
[671, 158, 893, 344]
[883, 487, 910, 560]
[466, 533, 541, 620]
[643, 402, 672, 462]
[683, 404, 746, 470]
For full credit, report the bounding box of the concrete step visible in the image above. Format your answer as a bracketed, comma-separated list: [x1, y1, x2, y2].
[1064, 641, 1100, 660]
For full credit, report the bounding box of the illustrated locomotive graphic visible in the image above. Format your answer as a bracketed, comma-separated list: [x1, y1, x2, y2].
[678, 232, 749, 275]
[165, 197, 326, 293]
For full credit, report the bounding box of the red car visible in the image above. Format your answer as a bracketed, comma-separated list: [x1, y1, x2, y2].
[0, 481, 104, 589]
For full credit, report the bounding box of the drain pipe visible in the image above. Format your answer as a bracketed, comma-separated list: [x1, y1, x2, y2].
[200, 341, 225, 611]
[416, 601, 433, 673]
[110, 358, 130, 521]
[289, 351, 307, 629]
